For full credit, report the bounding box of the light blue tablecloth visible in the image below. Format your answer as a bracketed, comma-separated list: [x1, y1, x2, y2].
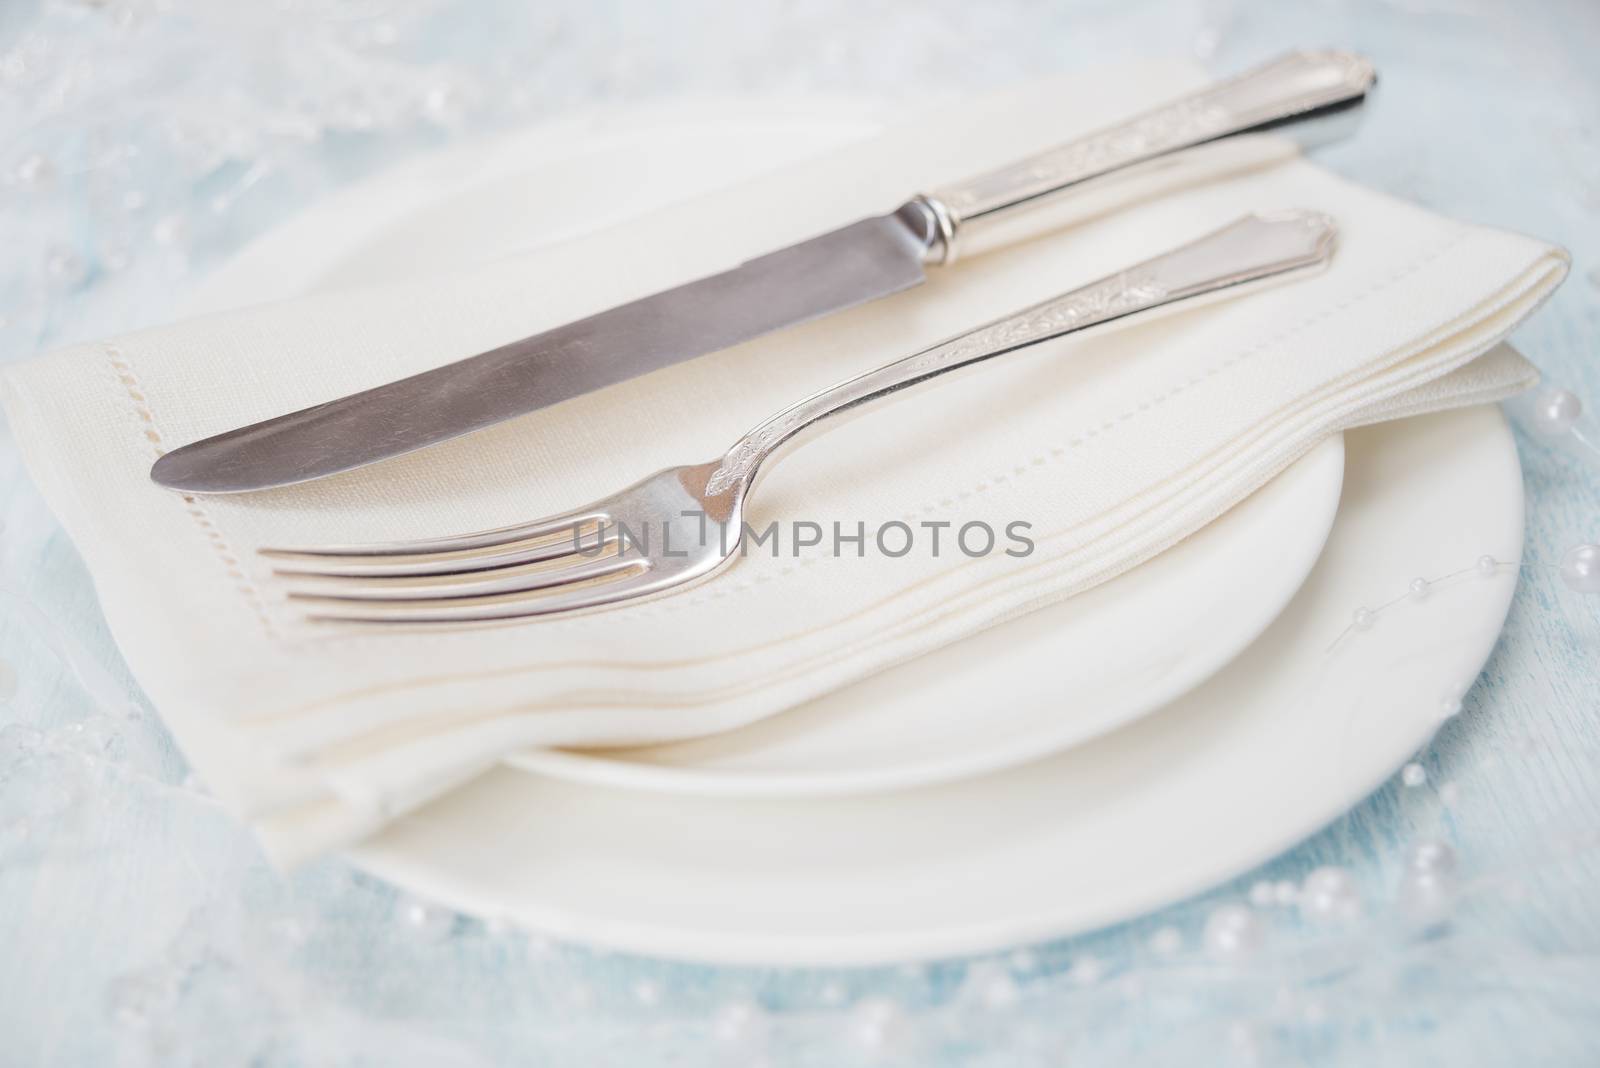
[2, 1, 1597, 1064]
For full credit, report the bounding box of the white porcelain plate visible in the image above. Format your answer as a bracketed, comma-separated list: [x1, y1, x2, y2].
[193, 104, 1344, 800]
[349, 404, 1521, 965]
[197, 105, 1522, 965]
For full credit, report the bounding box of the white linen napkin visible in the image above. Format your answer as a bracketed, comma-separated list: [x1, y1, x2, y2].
[1, 62, 1567, 866]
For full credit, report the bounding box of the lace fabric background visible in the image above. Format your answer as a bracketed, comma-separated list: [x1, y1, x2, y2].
[2, 1, 1598, 1064]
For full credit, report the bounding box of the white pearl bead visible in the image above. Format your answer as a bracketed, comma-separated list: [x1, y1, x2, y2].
[1227, 1020, 1262, 1060]
[1476, 555, 1499, 577]
[395, 897, 453, 940]
[1532, 388, 1582, 435]
[1298, 866, 1361, 924]
[423, 83, 459, 123]
[1273, 880, 1299, 906]
[1203, 904, 1263, 960]
[1248, 880, 1275, 907]
[15, 153, 54, 189]
[712, 1001, 767, 1044]
[632, 979, 662, 1007]
[1352, 606, 1375, 630]
[1399, 846, 1459, 922]
[1398, 869, 1457, 923]
[1406, 839, 1457, 875]
[105, 973, 167, 1029]
[152, 215, 187, 245]
[1559, 544, 1600, 593]
[1068, 955, 1105, 985]
[1437, 696, 1462, 721]
[1148, 926, 1183, 956]
[1401, 762, 1427, 787]
[851, 998, 908, 1051]
[45, 247, 88, 288]
[970, 965, 1020, 1009]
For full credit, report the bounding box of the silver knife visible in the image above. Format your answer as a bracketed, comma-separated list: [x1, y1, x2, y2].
[152, 49, 1375, 493]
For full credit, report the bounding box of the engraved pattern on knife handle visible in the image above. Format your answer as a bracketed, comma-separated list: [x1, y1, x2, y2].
[925, 51, 1374, 254]
[704, 211, 1339, 497]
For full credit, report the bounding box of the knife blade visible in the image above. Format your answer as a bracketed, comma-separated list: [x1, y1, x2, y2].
[152, 49, 1375, 493]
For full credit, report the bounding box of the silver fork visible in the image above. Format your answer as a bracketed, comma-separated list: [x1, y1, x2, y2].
[264, 211, 1337, 624]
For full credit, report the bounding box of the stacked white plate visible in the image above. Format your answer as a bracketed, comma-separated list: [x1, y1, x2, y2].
[189, 102, 1523, 966]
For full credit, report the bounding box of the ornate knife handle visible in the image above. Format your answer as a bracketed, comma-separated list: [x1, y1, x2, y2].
[716, 211, 1338, 495]
[912, 50, 1374, 264]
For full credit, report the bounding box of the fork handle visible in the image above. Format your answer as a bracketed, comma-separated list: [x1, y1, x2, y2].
[705, 211, 1337, 496]
[915, 50, 1373, 263]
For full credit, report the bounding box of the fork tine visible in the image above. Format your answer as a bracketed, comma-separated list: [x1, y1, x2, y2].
[281, 550, 641, 602]
[291, 560, 661, 624]
[260, 505, 609, 559]
[264, 518, 613, 578]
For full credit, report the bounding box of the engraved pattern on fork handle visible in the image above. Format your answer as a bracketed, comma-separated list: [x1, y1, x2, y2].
[704, 211, 1338, 497]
